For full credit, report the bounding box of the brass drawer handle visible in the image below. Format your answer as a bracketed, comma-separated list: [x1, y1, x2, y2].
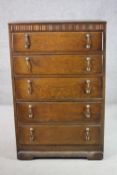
[25, 57, 32, 72]
[85, 127, 90, 141]
[85, 33, 91, 49]
[86, 57, 91, 72]
[24, 33, 30, 49]
[27, 80, 32, 95]
[84, 104, 91, 118]
[29, 128, 35, 142]
[28, 104, 33, 118]
[85, 80, 91, 94]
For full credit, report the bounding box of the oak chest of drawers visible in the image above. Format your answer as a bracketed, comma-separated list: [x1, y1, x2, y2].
[9, 21, 106, 160]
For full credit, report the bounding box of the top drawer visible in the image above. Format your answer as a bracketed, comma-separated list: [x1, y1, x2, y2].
[12, 32, 103, 53]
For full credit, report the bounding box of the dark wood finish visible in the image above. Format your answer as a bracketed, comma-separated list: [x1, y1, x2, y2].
[13, 55, 102, 75]
[9, 21, 106, 160]
[17, 102, 102, 123]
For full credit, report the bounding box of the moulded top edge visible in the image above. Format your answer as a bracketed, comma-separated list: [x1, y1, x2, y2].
[8, 20, 107, 25]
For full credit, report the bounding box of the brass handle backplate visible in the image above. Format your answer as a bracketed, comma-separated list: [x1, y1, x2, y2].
[29, 128, 35, 142]
[84, 104, 91, 118]
[85, 33, 91, 49]
[85, 80, 91, 94]
[28, 104, 33, 118]
[85, 127, 90, 141]
[86, 57, 91, 72]
[25, 57, 32, 72]
[24, 33, 30, 49]
[27, 80, 32, 95]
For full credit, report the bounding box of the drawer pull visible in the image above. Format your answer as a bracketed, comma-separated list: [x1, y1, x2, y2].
[27, 80, 32, 95]
[85, 128, 90, 141]
[28, 104, 33, 118]
[85, 33, 91, 49]
[86, 57, 91, 72]
[24, 33, 30, 49]
[84, 105, 91, 118]
[85, 80, 91, 94]
[25, 57, 32, 72]
[29, 128, 35, 142]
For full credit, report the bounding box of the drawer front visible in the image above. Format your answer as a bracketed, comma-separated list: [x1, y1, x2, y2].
[17, 102, 102, 123]
[12, 32, 102, 52]
[19, 125, 101, 145]
[15, 77, 102, 100]
[13, 55, 102, 75]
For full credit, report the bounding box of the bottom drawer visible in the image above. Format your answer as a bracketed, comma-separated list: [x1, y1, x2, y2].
[19, 125, 101, 145]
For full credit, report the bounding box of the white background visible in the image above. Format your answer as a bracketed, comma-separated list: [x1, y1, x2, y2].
[0, 0, 117, 175]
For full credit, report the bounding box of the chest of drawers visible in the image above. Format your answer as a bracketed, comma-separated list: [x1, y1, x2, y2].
[9, 21, 106, 160]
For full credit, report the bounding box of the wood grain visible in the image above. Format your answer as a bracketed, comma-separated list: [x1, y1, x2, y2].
[9, 21, 106, 160]
[12, 32, 102, 52]
[13, 55, 102, 75]
[15, 77, 102, 100]
[19, 125, 101, 145]
[17, 102, 102, 123]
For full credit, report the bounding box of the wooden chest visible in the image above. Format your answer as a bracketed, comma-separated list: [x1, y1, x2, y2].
[9, 21, 106, 160]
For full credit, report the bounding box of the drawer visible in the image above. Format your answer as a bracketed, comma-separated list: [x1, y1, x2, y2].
[18, 125, 101, 145]
[13, 55, 102, 75]
[15, 77, 102, 100]
[17, 102, 102, 123]
[12, 32, 102, 52]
